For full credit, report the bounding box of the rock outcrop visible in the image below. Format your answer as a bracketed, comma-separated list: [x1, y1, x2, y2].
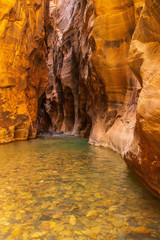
[0, 0, 49, 143]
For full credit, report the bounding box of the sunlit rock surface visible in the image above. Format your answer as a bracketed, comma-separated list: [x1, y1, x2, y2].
[0, 0, 49, 143]
[88, 0, 142, 155]
[125, 0, 160, 196]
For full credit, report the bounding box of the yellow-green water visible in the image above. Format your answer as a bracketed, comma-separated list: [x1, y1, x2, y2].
[0, 136, 160, 240]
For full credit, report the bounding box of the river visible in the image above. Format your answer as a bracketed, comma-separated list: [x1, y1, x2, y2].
[0, 136, 160, 239]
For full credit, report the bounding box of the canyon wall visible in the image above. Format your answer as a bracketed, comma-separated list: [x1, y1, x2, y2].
[42, 0, 144, 152]
[125, 0, 160, 196]
[38, 0, 94, 136]
[0, 0, 49, 143]
[42, 0, 143, 152]
[87, 0, 143, 155]
[42, 0, 160, 195]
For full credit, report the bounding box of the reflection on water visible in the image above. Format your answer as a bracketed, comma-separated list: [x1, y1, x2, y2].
[0, 137, 160, 240]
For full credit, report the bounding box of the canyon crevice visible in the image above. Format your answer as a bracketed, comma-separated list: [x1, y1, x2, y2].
[1, 0, 160, 196]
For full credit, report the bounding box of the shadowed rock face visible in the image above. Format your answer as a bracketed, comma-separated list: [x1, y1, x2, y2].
[0, 0, 49, 143]
[39, 0, 93, 137]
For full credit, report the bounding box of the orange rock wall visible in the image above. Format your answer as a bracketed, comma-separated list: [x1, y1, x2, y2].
[43, 0, 145, 148]
[43, 0, 146, 151]
[125, 0, 160, 196]
[88, 0, 141, 155]
[43, 0, 145, 154]
[0, 0, 49, 143]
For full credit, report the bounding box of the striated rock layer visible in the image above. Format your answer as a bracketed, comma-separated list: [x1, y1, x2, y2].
[41, 0, 143, 148]
[41, 0, 143, 150]
[38, 0, 94, 136]
[0, 0, 49, 143]
[88, 0, 143, 154]
[125, 0, 160, 196]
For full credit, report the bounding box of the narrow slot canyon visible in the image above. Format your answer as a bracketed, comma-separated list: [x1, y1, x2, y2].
[0, 0, 160, 239]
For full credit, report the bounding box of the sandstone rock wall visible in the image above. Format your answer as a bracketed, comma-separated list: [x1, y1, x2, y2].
[88, 0, 142, 155]
[0, 0, 49, 143]
[125, 0, 160, 196]
[40, 0, 94, 136]
[43, 0, 144, 155]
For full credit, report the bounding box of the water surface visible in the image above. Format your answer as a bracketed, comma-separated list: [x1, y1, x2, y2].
[0, 137, 160, 240]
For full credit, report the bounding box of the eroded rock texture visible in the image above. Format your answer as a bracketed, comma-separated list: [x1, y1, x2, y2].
[39, 0, 93, 137]
[88, 0, 143, 154]
[43, 0, 144, 153]
[125, 0, 160, 196]
[0, 0, 49, 143]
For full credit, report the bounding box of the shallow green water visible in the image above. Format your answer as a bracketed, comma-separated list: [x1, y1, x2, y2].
[0, 137, 160, 240]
